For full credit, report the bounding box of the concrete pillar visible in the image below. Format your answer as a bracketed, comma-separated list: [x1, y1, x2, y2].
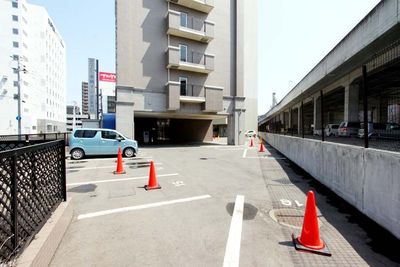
[116, 87, 135, 139]
[313, 95, 321, 134]
[344, 84, 359, 122]
[297, 106, 301, 134]
[116, 103, 135, 139]
[288, 109, 292, 128]
[227, 105, 245, 145]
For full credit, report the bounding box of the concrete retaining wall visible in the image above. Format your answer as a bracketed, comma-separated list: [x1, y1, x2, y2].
[260, 132, 400, 239]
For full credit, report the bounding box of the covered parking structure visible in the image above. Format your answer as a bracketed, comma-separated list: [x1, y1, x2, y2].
[258, 0, 400, 240]
[260, 36, 400, 151]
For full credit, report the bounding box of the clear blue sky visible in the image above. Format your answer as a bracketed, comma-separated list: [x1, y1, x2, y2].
[30, 0, 381, 115]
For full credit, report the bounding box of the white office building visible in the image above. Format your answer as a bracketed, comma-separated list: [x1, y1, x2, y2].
[0, 0, 66, 135]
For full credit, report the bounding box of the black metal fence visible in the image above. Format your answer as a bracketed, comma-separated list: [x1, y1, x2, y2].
[0, 140, 66, 263]
[0, 133, 69, 153]
[0, 133, 69, 144]
[262, 39, 400, 153]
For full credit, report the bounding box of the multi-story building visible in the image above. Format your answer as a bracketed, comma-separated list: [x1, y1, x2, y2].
[115, 0, 258, 144]
[65, 104, 89, 132]
[0, 0, 66, 135]
[81, 81, 89, 115]
[66, 104, 80, 115]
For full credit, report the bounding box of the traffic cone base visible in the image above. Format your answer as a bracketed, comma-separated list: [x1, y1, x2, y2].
[144, 184, 162, 191]
[113, 170, 126, 174]
[292, 234, 331, 256]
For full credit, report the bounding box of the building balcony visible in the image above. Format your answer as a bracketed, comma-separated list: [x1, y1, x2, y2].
[167, 46, 214, 74]
[167, 10, 214, 43]
[166, 81, 223, 112]
[166, 0, 214, 13]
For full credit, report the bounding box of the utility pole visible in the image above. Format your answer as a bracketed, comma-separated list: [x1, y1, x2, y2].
[16, 59, 21, 135]
[12, 56, 25, 136]
[96, 59, 99, 120]
[72, 101, 77, 130]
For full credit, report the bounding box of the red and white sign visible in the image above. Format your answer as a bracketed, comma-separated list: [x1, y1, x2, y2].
[99, 72, 116, 82]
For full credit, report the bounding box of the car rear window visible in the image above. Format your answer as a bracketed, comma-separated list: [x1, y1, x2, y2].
[332, 125, 339, 129]
[74, 130, 97, 138]
[347, 122, 360, 128]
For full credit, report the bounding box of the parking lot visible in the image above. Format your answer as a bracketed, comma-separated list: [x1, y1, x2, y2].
[51, 139, 399, 266]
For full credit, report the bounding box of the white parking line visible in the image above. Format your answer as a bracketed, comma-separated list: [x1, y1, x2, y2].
[67, 157, 153, 162]
[66, 162, 162, 171]
[67, 173, 179, 187]
[242, 149, 247, 158]
[77, 194, 212, 220]
[223, 195, 245, 267]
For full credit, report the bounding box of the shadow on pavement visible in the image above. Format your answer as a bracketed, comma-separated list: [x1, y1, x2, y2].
[264, 143, 400, 265]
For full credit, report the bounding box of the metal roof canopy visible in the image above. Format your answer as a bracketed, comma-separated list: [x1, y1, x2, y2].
[262, 0, 400, 123]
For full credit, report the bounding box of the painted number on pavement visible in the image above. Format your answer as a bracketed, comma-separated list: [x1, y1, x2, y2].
[172, 181, 185, 187]
[280, 199, 303, 207]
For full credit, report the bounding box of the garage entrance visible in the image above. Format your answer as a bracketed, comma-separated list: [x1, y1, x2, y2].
[134, 118, 213, 145]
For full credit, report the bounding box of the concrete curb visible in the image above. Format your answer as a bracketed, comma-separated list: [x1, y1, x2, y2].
[17, 198, 73, 267]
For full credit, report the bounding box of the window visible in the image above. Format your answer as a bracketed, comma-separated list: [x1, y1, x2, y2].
[179, 77, 187, 96]
[180, 12, 188, 27]
[12, 2, 18, 8]
[13, 41, 19, 48]
[179, 44, 187, 62]
[13, 81, 18, 87]
[13, 54, 19, 60]
[12, 15, 18, 22]
[101, 131, 119, 140]
[12, 28, 19, 35]
[32, 126, 36, 130]
[74, 130, 97, 138]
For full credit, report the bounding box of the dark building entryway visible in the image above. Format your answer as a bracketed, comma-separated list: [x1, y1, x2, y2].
[134, 118, 213, 145]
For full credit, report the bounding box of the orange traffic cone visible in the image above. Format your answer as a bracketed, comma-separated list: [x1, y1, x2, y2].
[144, 161, 161, 190]
[249, 138, 254, 147]
[292, 191, 331, 256]
[113, 147, 126, 174]
[259, 139, 265, 152]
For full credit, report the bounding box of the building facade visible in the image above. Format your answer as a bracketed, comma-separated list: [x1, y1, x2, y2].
[81, 81, 89, 115]
[115, 0, 258, 144]
[0, 0, 66, 135]
[66, 105, 89, 132]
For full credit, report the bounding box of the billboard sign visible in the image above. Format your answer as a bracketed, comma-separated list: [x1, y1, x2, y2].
[99, 72, 116, 82]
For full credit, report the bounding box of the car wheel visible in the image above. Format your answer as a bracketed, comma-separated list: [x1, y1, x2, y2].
[71, 148, 84, 160]
[123, 147, 136, 158]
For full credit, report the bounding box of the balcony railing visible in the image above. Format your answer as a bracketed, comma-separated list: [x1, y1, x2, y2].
[167, 46, 214, 74]
[167, 11, 214, 43]
[166, 82, 223, 112]
[166, 0, 214, 13]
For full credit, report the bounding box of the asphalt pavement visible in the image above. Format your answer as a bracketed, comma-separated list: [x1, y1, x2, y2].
[50, 139, 400, 266]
